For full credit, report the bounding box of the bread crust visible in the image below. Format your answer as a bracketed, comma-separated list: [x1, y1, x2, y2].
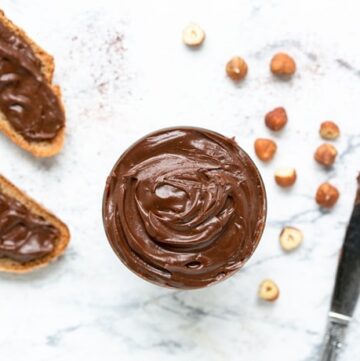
[0, 175, 70, 273]
[0, 11, 65, 157]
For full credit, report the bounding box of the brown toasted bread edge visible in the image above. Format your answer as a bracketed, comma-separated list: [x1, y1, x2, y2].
[0, 10, 65, 157]
[0, 175, 70, 273]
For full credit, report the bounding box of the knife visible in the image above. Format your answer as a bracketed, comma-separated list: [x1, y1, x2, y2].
[320, 174, 360, 361]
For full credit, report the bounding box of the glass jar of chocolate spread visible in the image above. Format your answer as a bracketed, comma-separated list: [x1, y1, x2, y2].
[103, 127, 267, 289]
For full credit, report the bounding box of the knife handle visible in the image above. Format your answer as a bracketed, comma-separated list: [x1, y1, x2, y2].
[320, 320, 347, 361]
[331, 203, 360, 316]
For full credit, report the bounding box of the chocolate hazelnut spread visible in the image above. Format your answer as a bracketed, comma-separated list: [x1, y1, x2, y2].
[103, 127, 267, 289]
[356, 174, 360, 206]
[0, 191, 58, 262]
[0, 21, 64, 141]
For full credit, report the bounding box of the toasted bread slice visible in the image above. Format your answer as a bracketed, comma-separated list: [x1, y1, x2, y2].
[0, 175, 70, 273]
[0, 11, 65, 157]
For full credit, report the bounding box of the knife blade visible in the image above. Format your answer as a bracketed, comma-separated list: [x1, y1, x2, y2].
[320, 174, 360, 361]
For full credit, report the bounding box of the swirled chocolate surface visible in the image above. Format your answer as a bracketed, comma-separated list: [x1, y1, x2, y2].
[0, 191, 58, 262]
[0, 21, 64, 141]
[103, 127, 266, 288]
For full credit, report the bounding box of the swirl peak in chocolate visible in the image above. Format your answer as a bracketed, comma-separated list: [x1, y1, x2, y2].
[103, 127, 267, 288]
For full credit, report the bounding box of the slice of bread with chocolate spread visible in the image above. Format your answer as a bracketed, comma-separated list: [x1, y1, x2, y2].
[0, 11, 65, 157]
[0, 175, 70, 273]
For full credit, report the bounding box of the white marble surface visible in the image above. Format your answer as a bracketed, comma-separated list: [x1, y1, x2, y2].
[0, 0, 360, 360]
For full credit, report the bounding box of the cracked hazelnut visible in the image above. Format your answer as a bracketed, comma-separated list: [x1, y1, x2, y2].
[275, 168, 297, 187]
[254, 138, 277, 161]
[182, 23, 205, 46]
[270, 52, 296, 76]
[316, 182, 340, 208]
[265, 107, 288, 131]
[259, 279, 280, 302]
[320, 121, 340, 140]
[280, 227, 303, 251]
[226, 56, 248, 81]
[314, 143, 338, 167]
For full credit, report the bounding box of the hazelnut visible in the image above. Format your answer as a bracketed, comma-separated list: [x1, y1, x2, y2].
[279, 227, 303, 252]
[274, 168, 297, 187]
[314, 143, 338, 167]
[226, 56, 248, 81]
[320, 121, 340, 140]
[270, 52, 296, 76]
[182, 23, 205, 46]
[265, 107, 288, 131]
[258, 279, 280, 302]
[254, 138, 277, 161]
[316, 182, 340, 208]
